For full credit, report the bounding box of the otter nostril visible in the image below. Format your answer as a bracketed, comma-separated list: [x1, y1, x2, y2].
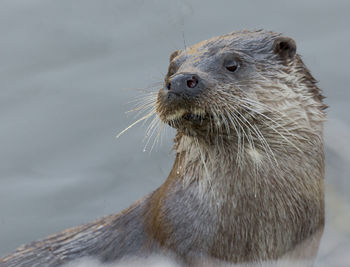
[166, 81, 171, 90]
[186, 76, 198, 89]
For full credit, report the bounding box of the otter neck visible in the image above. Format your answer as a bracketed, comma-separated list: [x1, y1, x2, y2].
[148, 131, 324, 261]
[171, 130, 324, 218]
[172, 125, 323, 191]
[174, 134, 243, 193]
[173, 132, 276, 197]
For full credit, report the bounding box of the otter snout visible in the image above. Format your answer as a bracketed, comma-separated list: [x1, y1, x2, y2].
[165, 73, 203, 99]
[157, 72, 208, 126]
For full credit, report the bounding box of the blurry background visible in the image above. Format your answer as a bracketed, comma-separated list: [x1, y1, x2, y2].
[0, 0, 349, 266]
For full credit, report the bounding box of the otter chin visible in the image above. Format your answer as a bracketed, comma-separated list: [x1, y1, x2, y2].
[1, 30, 326, 267]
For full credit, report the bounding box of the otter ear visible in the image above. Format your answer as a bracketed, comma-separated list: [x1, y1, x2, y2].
[273, 36, 296, 59]
[169, 50, 180, 62]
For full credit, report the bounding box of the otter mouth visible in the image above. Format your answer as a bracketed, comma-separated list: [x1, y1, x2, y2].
[156, 89, 210, 132]
[182, 112, 205, 122]
[163, 109, 208, 124]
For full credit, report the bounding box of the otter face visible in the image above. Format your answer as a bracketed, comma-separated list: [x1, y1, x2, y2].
[156, 30, 325, 139]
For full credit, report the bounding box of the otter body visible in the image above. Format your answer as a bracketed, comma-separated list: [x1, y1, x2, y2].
[1, 30, 326, 266]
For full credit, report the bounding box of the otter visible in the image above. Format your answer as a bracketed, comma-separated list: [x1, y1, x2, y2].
[0, 30, 326, 267]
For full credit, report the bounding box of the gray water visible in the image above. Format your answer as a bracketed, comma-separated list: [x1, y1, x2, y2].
[0, 0, 349, 266]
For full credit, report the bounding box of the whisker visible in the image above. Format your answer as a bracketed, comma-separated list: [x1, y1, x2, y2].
[143, 115, 159, 141]
[116, 110, 156, 139]
[143, 116, 161, 151]
[149, 120, 164, 153]
[238, 101, 304, 152]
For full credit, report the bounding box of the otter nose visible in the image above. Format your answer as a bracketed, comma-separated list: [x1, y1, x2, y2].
[185, 75, 199, 89]
[166, 73, 201, 96]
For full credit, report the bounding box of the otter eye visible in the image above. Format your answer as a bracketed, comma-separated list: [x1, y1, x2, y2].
[225, 60, 239, 72]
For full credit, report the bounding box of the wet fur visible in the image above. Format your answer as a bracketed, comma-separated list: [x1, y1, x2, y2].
[0, 30, 326, 266]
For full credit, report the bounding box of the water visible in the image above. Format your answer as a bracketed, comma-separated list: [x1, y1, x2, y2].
[0, 1, 349, 266]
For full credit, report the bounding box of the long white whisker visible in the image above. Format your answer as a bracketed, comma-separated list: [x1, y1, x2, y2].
[143, 116, 161, 151]
[116, 111, 155, 139]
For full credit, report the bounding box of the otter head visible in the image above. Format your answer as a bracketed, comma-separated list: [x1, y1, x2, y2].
[156, 30, 325, 143]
